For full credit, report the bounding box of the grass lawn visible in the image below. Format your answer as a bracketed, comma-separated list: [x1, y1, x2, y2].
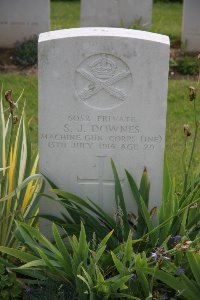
[151, 2, 182, 43]
[51, 1, 183, 42]
[51, 1, 80, 30]
[166, 80, 200, 188]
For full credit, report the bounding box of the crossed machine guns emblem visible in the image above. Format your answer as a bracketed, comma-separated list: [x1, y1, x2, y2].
[77, 55, 131, 102]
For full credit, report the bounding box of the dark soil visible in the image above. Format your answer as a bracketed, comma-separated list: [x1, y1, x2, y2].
[169, 48, 199, 80]
[0, 48, 37, 75]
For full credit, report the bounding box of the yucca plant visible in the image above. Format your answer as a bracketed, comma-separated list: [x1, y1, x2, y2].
[0, 88, 43, 248]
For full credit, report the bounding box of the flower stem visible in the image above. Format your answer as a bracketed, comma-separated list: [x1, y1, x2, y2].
[183, 99, 198, 193]
[182, 99, 199, 231]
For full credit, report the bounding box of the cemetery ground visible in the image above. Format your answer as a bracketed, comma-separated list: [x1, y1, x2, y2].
[0, 1, 200, 300]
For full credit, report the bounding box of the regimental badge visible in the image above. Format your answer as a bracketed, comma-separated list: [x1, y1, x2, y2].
[75, 54, 132, 110]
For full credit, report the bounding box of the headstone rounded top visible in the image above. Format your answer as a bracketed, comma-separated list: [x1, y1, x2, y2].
[39, 27, 170, 46]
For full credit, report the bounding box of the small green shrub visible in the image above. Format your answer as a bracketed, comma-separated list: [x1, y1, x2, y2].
[176, 57, 199, 75]
[14, 37, 38, 66]
[0, 262, 21, 300]
[169, 58, 178, 71]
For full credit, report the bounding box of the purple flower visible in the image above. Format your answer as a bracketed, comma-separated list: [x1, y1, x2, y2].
[24, 287, 33, 293]
[130, 274, 138, 281]
[176, 266, 184, 275]
[172, 235, 181, 242]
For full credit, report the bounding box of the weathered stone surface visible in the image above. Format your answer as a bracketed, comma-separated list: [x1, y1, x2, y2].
[38, 28, 169, 236]
[81, 0, 152, 29]
[182, 0, 200, 51]
[0, 0, 50, 48]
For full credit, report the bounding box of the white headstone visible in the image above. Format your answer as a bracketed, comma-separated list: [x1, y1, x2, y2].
[0, 0, 50, 48]
[81, 0, 152, 29]
[39, 28, 169, 235]
[182, 0, 200, 51]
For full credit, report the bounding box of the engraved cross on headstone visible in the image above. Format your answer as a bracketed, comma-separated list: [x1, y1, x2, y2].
[77, 156, 125, 206]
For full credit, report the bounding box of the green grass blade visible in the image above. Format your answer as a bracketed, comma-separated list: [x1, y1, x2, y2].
[126, 169, 158, 244]
[186, 251, 200, 286]
[23, 113, 31, 179]
[139, 197, 157, 246]
[123, 231, 132, 265]
[23, 178, 44, 221]
[52, 223, 69, 258]
[97, 230, 113, 251]
[0, 246, 38, 262]
[0, 174, 42, 202]
[13, 115, 24, 189]
[52, 189, 116, 228]
[111, 251, 125, 274]
[78, 222, 89, 264]
[139, 267, 200, 300]
[111, 275, 131, 291]
[52, 189, 103, 217]
[0, 95, 6, 172]
[52, 224, 73, 279]
[82, 266, 93, 287]
[137, 168, 150, 237]
[18, 259, 53, 269]
[94, 246, 106, 263]
[111, 159, 130, 238]
[134, 253, 150, 298]
[20, 223, 62, 258]
[125, 170, 145, 237]
[77, 274, 91, 292]
[139, 167, 150, 208]
[86, 197, 116, 227]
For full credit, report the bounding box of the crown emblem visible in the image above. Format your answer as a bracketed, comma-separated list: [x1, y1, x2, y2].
[89, 55, 117, 79]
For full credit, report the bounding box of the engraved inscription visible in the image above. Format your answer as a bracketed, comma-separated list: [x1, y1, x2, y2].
[77, 156, 125, 205]
[75, 54, 132, 109]
[40, 114, 163, 152]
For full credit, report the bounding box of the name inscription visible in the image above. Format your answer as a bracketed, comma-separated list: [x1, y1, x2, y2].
[41, 114, 162, 151]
